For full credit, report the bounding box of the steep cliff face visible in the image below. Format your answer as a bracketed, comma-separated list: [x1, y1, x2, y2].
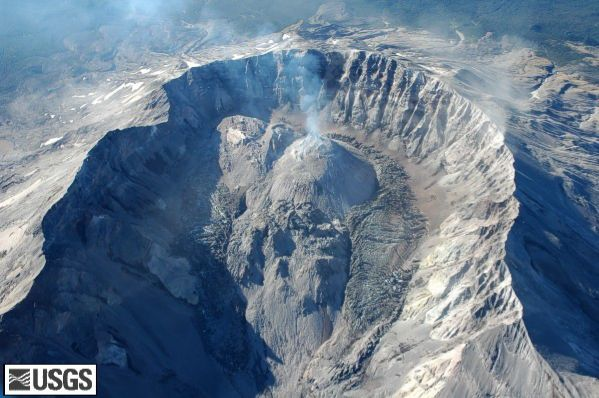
[0, 50, 569, 396]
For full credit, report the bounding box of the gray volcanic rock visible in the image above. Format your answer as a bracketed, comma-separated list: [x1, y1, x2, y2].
[268, 132, 377, 217]
[0, 43, 595, 398]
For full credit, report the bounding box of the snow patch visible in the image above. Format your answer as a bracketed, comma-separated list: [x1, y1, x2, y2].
[41, 136, 63, 147]
[226, 128, 246, 145]
[0, 179, 43, 209]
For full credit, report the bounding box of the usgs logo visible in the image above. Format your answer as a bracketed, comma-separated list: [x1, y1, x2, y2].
[4, 364, 96, 395]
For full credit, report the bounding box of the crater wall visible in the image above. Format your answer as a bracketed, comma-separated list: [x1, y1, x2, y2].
[0, 50, 570, 397]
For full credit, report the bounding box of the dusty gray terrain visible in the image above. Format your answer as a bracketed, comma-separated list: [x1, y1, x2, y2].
[0, 3, 597, 397]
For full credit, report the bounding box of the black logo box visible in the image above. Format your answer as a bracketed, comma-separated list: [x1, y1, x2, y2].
[8, 368, 31, 391]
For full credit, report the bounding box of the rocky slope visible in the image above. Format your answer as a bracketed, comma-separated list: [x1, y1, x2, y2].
[0, 47, 586, 397]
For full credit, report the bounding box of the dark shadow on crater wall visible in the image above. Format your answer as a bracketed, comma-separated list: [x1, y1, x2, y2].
[0, 125, 278, 396]
[504, 141, 599, 378]
[0, 58, 305, 397]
